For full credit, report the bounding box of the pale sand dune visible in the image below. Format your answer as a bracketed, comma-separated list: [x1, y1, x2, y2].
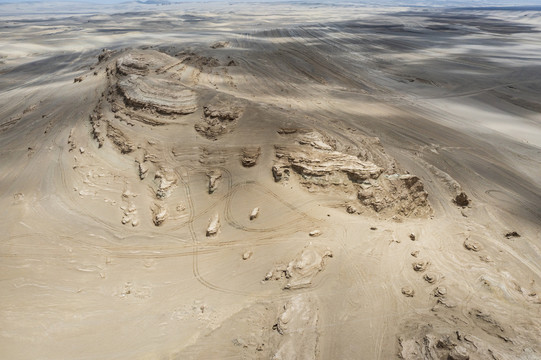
[1, 3, 541, 359]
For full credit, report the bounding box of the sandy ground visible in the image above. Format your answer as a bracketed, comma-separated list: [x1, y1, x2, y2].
[1, 2, 541, 359]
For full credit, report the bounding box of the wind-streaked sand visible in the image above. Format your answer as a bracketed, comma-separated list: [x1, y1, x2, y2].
[1, 2, 541, 359]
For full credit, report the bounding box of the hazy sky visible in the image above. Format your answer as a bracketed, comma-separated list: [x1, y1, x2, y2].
[1, 0, 541, 3]
[1, 0, 541, 5]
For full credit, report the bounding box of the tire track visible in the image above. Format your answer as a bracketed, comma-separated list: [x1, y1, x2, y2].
[223, 180, 314, 233]
[177, 167, 324, 298]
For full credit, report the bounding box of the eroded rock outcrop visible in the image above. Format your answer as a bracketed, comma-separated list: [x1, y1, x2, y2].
[116, 53, 151, 76]
[241, 146, 261, 167]
[284, 245, 333, 289]
[207, 170, 222, 194]
[397, 298, 541, 360]
[210, 41, 230, 49]
[106, 123, 134, 154]
[113, 51, 198, 120]
[273, 130, 430, 217]
[398, 330, 520, 360]
[454, 191, 470, 207]
[195, 95, 244, 139]
[464, 238, 482, 252]
[154, 167, 177, 199]
[206, 213, 220, 236]
[265, 243, 332, 290]
[275, 144, 383, 182]
[89, 109, 105, 148]
[152, 203, 167, 226]
[178, 52, 220, 69]
[272, 294, 320, 360]
[137, 160, 149, 180]
[357, 174, 428, 215]
[88, 49, 201, 155]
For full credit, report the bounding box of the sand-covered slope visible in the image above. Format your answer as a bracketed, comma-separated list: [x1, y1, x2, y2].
[1, 3, 541, 359]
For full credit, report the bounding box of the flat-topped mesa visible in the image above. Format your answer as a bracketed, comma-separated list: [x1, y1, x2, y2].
[113, 50, 174, 76]
[273, 130, 430, 217]
[95, 49, 200, 134]
[88, 48, 201, 152]
[117, 75, 197, 115]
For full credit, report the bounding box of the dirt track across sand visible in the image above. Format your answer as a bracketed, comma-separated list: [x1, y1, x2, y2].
[1, 2, 541, 359]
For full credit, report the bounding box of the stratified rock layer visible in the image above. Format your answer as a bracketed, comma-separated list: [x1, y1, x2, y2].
[117, 75, 197, 115]
[273, 130, 430, 217]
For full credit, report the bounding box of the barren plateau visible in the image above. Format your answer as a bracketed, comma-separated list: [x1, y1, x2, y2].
[1, 2, 541, 359]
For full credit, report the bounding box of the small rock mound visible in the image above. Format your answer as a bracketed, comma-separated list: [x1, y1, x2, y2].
[464, 238, 482, 252]
[152, 203, 167, 226]
[309, 230, 322, 237]
[423, 273, 436, 283]
[265, 244, 333, 290]
[206, 213, 220, 236]
[285, 245, 332, 289]
[241, 146, 261, 167]
[210, 41, 230, 49]
[401, 286, 415, 297]
[120, 202, 138, 226]
[137, 161, 149, 180]
[195, 95, 244, 139]
[154, 167, 177, 199]
[454, 192, 470, 207]
[98, 48, 114, 63]
[207, 170, 222, 194]
[504, 231, 520, 239]
[412, 261, 429, 272]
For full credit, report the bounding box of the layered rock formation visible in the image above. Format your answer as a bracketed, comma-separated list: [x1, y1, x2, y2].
[117, 75, 197, 116]
[273, 130, 430, 217]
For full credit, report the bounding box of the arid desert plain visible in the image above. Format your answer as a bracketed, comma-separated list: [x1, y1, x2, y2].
[1, 1, 541, 359]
